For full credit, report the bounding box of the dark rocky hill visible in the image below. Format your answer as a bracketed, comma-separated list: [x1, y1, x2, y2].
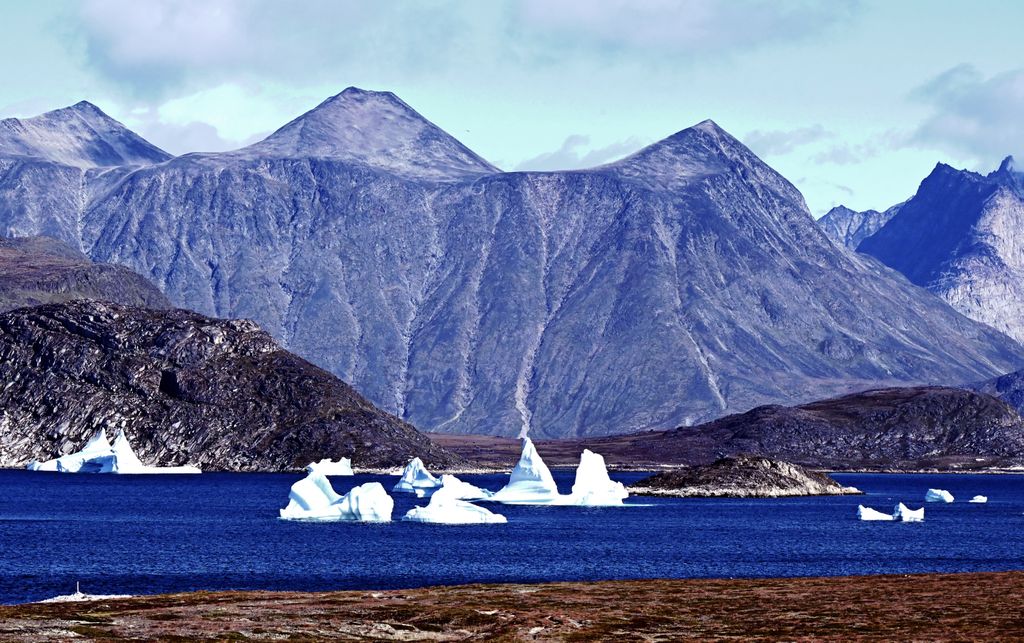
[0, 235, 169, 311]
[0, 300, 460, 471]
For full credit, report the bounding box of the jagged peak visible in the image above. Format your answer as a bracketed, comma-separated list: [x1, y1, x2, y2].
[997, 155, 1017, 174]
[241, 86, 498, 180]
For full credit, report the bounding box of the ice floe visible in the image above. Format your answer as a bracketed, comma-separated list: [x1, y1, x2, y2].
[857, 505, 895, 521]
[402, 486, 507, 525]
[893, 502, 924, 522]
[392, 457, 443, 497]
[279, 471, 393, 521]
[925, 488, 954, 503]
[27, 428, 200, 474]
[489, 438, 563, 504]
[969, 495, 988, 503]
[437, 474, 493, 500]
[305, 457, 353, 476]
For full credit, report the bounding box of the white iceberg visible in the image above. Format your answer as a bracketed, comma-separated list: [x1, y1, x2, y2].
[437, 474, 493, 500]
[893, 502, 924, 522]
[489, 438, 563, 505]
[392, 457, 444, 497]
[27, 428, 200, 474]
[568, 449, 628, 506]
[969, 495, 988, 503]
[925, 488, 954, 503]
[305, 457, 353, 476]
[857, 505, 895, 521]
[402, 486, 507, 524]
[279, 471, 393, 521]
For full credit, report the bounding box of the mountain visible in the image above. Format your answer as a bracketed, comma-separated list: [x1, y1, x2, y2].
[857, 157, 1024, 342]
[0, 234, 169, 311]
[973, 366, 1024, 418]
[0, 300, 460, 471]
[0, 101, 171, 168]
[818, 203, 901, 249]
[0, 90, 1022, 438]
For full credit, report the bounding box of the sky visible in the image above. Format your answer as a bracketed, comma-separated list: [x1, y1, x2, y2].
[1, 0, 1022, 216]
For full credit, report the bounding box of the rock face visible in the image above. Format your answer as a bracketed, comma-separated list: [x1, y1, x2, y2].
[0, 300, 460, 471]
[857, 157, 1024, 342]
[973, 367, 1024, 416]
[818, 203, 900, 249]
[0, 235, 170, 311]
[629, 455, 858, 497]
[1, 90, 1022, 438]
[572, 386, 1024, 469]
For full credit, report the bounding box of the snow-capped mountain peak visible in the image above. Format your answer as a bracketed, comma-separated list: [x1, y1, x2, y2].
[0, 102, 171, 168]
[241, 86, 499, 180]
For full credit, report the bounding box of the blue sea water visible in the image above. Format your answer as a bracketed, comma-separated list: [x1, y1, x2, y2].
[1, 469, 1022, 604]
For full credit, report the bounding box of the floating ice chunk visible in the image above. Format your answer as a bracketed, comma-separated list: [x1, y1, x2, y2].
[969, 495, 988, 503]
[305, 458, 353, 476]
[490, 438, 563, 505]
[279, 472, 393, 521]
[392, 457, 443, 496]
[438, 474, 492, 500]
[403, 486, 507, 524]
[925, 488, 954, 503]
[857, 505, 895, 521]
[27, 428, 200, 474]
[893, 502, 924, 522]
[568, 449, 628, 506]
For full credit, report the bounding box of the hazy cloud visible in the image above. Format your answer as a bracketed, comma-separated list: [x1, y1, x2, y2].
[911, 64, 1024, 167]
[744, 125, 831, 156]
[515, 134, 646, 171]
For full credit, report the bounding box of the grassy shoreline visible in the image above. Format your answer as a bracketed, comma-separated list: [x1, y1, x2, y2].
[3, 571, 1023, 640]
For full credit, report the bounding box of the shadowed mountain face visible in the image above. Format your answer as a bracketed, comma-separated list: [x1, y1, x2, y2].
[0, 90, 1021, 438]
[0, 235, 170, 311]
[0, 300, 460, 471]
[856, 157, 1024, 343]
[818, 203, 901, 250]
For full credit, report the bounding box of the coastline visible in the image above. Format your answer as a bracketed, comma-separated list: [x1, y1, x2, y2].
[4, 571, 1023, 640]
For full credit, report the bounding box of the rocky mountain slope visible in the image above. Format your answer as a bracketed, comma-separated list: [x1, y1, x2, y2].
[1, 90, 1022, 438]
[855, 156, 1024, 342]
[818, 203, 900, 249]
[973, 367, 1024, 417]
[0, 235, 169, 311]
[0, 300, 459, 471]
[629, 455, 859, 497]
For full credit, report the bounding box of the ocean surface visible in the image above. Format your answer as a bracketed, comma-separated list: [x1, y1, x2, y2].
[1, 469, 1022, 604]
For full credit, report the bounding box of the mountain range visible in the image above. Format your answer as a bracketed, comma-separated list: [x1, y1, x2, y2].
[1, 89, 1021, 438]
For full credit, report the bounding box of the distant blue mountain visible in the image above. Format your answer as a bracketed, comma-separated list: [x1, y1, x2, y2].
[0, 89, 1020, 438]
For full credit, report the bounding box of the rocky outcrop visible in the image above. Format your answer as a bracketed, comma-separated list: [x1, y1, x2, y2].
[1, 91, 1022, 438]
[0, 235, 169, 311]
[629, 455, 859, 497]
[973, 367, 1024, 417]
[0, 300, 461, 471]
[857, 157, 1024, 342]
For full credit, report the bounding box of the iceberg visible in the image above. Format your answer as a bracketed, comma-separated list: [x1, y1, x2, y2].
[279, 472, 393, 521]
[305, 457, 353, 476]
[392, 457, 444, 497]
[27, 428, 200, 474]
[857, 505, 895, 521]
[489, 438, 563, 504]
[402, 486, 507, 524]
[893, 502, 924, 522]
[568, 449, 628, 506]
[925, 488, 954, 503]
[969, 495, 988, 503]
[437, 474, 493, 500]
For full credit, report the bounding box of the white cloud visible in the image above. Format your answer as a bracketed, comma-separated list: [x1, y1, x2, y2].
[911, 64, 1024, 167]
[515, 134, 647, 171]
[743, 125, 831, 156]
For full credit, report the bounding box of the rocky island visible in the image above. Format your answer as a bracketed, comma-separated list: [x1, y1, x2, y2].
[628, 455, 861, 498]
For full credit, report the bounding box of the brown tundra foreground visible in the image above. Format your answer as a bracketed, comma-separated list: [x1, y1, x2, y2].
[3, 571, 1023, 641]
